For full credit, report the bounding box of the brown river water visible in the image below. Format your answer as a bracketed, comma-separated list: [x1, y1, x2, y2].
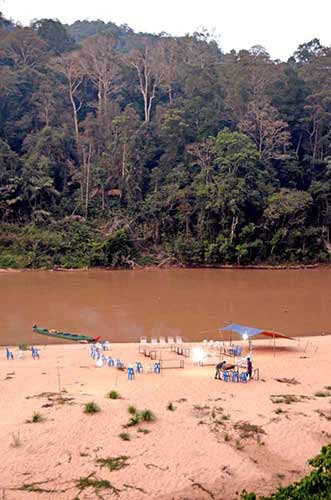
[0, 268, 330, 345]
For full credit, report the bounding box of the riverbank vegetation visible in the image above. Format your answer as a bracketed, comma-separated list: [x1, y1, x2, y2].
[241, 444, 331, 500]
[0, 15, 330, 268]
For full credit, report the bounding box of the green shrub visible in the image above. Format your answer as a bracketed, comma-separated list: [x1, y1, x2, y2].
[128, 405, 137, 415]
[127, 415, 141, 427]
[140, 409, 156, 422]
[84, 401, 100, 414]
[90, 229, 137, 267]
[107, 390, 121, 400]
[26, 411, 44, 423]
[119, 432, 130, 441]
[241, 444, 331, 499]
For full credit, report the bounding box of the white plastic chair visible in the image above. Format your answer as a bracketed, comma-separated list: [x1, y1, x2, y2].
[175, 336, 183, 344]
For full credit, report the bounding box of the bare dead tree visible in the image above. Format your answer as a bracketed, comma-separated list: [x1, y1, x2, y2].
[128, 41, 164, 122]
[239, 97, 291, 161]
[80, 34, 123, 118]
[53, 52, 83, 144]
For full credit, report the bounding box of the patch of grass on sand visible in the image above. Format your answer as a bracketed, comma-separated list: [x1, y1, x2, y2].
[119, 432, 131, 441]
[270, 394, 310, 404]
[234, 421, 266, 439]
[96, 456, 129, 472]
[274, 378, 300, 385]
[26, 412, 44, 424]
[324, 385, 331, 391]
[75, 473, 120, 496]
[137, 428, 150, 434]
[83, 401, 100, 414]
[128, 405, 137, 415]
[127, 414, 141, 427]
[141, 409, 156, 422]
[193, 404, 210, 411]
[125, 407, 156, 427]
[107, 390, 121, 400]
[274, 408, 286, 415]
[314, 390, 331, 398]
[16, 480, 56, 493]
[316, 409, 331, 421]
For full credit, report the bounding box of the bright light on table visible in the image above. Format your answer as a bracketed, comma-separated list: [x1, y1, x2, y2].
[192, 347, 206, 363]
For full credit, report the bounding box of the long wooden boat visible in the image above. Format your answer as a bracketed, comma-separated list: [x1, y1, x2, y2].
[33, 325, 100, 343]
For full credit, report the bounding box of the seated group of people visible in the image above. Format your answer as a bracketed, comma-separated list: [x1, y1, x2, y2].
[215, 357, 253, 380]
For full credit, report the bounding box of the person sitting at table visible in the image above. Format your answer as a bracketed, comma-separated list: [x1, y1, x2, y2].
[215, 360, 226, 379]
[247, 357, 253, 379]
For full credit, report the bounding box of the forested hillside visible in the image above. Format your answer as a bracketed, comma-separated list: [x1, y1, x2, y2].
[0, 15, 330, 268]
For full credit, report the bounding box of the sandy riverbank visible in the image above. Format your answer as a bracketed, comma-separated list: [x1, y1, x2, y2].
[0, 338, 330, 499]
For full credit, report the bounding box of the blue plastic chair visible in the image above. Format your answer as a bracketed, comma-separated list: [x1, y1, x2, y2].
[107, 357, 114, 367]
[6, 348, 14, 360]
[222, 371, 230, 382]
[232, 371, 239, 383]
[31, 347, 39, 360]
[235, 346, 242, 356]
[136, 361, 143, 373]
[240, 372, 248, 383]
[154, 362, 161, 374]
[128, 367, 135, 380]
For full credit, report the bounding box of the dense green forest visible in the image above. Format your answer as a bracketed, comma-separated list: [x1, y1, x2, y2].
[0, 14, 330, 268]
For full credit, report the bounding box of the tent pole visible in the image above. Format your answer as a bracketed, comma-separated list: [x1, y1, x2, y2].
[273, 332, 275, 358]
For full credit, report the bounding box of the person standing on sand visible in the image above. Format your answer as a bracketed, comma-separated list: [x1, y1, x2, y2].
[215, 361, 226, 379]
[247, 357, 253, 379]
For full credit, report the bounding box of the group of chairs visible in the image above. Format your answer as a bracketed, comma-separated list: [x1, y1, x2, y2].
[5, 346, 40, 360]
[90, 345, 161, 379]
[90, 345, 124, 369]
[219, 369, 248, 383]
[127, 361, 161, 380]
[202, 340, 243, 357]
[94, 341, 111, 351]
[140, 336, 183, 346]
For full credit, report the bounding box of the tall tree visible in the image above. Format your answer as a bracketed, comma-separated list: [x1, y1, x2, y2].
[80, 34, 122, 118]
[128, 40, 164, 122]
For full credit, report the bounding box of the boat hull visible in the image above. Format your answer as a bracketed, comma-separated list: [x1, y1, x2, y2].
[32, 325, 99, 343]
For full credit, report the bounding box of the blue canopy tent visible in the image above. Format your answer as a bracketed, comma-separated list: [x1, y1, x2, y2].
[220, 323, 295, 356]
